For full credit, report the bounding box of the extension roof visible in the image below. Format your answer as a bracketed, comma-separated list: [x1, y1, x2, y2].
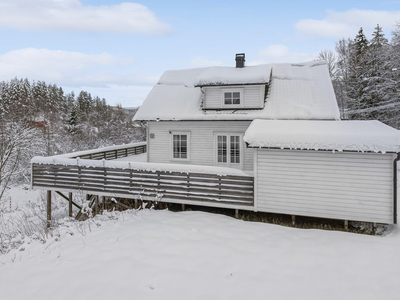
[133, 61, 340, 121]
[244, 120, 400, 153]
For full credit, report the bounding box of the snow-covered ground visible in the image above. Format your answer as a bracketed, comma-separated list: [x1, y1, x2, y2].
[5, 185, 42, 211]
[0, 192, 400, 299]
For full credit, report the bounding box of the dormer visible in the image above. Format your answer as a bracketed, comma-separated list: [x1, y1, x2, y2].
[200, 85, 266, 110]
[195, 54, 270, 110]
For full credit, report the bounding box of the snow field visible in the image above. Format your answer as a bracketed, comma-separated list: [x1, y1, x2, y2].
[0, 208, 400, 300]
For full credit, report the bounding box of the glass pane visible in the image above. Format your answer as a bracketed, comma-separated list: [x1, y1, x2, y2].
[173, 134, 188, 159]
[233, 92, 240, 98]
[217, 135, 227, 163]
[230, 136, 240, 164]
[224, 92, 232, 105]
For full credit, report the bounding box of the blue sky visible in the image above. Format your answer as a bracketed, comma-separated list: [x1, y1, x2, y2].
[0, 0, 399, 107]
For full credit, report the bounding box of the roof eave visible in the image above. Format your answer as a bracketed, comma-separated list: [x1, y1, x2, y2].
[194, 82, 268, 88]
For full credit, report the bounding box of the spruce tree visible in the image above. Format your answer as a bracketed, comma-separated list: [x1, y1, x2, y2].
[362, 25, 391, 111]
[347, 28, 369, 115]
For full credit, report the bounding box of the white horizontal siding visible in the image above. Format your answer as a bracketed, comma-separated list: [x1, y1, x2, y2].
[203, 85, 264, 109]
[148, 121, 253, 171]
[255, 149, 394, 224]
[203, 87, 221, 108]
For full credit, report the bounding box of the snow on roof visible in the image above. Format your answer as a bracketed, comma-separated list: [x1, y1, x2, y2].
[196, 65, 272, 86]
[243, 120, 400, 153]
[133, 61, 340, 121]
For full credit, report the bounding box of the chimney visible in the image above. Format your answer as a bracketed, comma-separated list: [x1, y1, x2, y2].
[235, 53, 245, 68]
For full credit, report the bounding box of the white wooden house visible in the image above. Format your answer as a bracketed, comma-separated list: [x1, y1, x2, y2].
[132, 54, 400, 224]
[31, 54, 400, 226]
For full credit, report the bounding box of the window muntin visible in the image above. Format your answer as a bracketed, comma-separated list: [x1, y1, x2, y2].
[172, 134, 188, 160]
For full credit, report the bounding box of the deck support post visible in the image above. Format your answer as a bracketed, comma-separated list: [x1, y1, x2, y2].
[372, 223, 377, 235]
[182, 204, 185, 211]
[99, 196, 104, 213]
[47, 190, 52, 229]
[95, 195, 99, 216]
[344, 220, 348, 230]
[235, 209, 239, 219]
[134, 199, 138, 209]
[291, 215, 296, 226]
[68, 192, 73, 217]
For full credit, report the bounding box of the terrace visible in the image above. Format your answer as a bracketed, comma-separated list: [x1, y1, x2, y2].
[31, 142, 254, 225]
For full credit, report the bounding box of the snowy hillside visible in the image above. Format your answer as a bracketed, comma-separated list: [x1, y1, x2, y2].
[1, 205, 400, 300]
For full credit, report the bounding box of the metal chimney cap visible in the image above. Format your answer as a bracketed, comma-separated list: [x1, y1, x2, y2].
[235, 53, 245, 68]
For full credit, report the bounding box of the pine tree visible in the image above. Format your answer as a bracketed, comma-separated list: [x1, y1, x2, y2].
[347, 28, 369, 114]
[361, 25, 391, 111]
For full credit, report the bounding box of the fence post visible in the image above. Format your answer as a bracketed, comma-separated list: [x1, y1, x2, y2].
[68, 192, 73, 217]
[187, 173, 190, 198]
[47, 191, 52, 229]
[95, 195, 99, 216]
[218, 177, 222, 200]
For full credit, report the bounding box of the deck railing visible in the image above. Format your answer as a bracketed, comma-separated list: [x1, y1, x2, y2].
[31, 142, 254, 208]
[32, 164, 254, 206]
[69, 143, 146, 160]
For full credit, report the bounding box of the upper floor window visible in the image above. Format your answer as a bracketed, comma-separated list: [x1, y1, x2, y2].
[224, 92, 241, 105]
[221, 88, 243, 108]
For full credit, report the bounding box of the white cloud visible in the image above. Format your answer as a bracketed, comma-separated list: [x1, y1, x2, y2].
[250, 44, 318, 64]
[0, 47, 158, 106]
[0, 48, 158, 87]
[295, 9, 400, 38]
[187, 56, 223, 67]
[0, 0, 171, 34]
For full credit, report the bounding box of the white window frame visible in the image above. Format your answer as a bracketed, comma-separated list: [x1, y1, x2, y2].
[214, 132, 243, 169]
[221, 88, 244, 108]
[170, 131, 190, 162]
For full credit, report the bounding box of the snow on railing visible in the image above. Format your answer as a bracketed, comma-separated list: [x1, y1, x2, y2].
[31, 141, 254, 207]
[31, 162, 254, 206]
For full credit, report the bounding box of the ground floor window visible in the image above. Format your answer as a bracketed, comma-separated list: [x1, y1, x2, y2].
[171, 133, 190, 160]
[216, 134, 242, 168]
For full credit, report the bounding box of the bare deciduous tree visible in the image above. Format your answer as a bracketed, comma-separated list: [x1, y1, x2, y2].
[317, 50, 337, 79]
[0, 122, 45, 202]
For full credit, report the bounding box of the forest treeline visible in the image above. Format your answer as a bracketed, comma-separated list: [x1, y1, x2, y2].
[0, 78, 145, 197]
[319, 22, 400, 128]
[0, 78, 145, 154]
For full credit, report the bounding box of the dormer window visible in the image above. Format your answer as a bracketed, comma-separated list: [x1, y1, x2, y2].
[221, 88, 243, 108]
[224, 92, 240, 105]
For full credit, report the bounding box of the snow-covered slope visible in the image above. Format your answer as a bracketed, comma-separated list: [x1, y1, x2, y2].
[1, 209, 400, 300]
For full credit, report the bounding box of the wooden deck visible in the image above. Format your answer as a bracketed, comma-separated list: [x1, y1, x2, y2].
[31, 142, 254, 223]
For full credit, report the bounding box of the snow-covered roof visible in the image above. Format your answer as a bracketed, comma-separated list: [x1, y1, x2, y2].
[243, 120, 400, 153]
[196, 65, 272, 86]
[133, 61, 340, 121]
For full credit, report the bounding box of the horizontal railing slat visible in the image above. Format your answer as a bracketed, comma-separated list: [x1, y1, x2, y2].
[70, 145, 147, 160]
[32, 162, 254, 206]
[31, 142, 253, 207]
